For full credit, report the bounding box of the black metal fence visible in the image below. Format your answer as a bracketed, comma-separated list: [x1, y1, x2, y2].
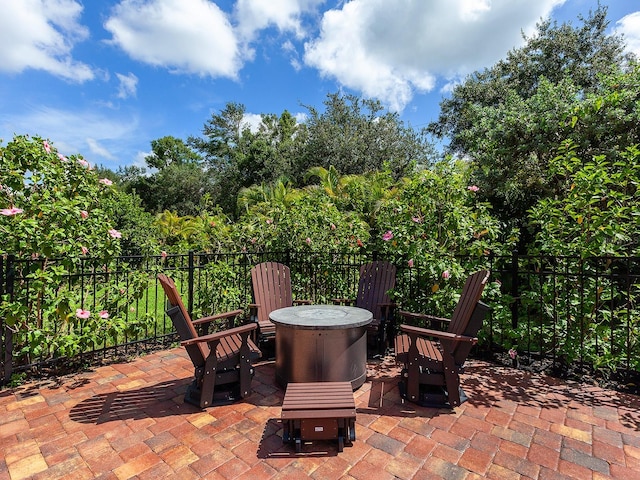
[2, 251, 639, 385]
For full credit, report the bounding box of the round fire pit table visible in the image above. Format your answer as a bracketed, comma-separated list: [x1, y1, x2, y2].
[270, 305, 373, 390]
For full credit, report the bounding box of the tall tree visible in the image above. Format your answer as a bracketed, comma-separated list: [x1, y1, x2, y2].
[145, 135, 202, 169]
[190, 103, 301, 216]
[124, 137, 212, 216]
[428, 5, 635, 235]
[294, 93, 433, 180]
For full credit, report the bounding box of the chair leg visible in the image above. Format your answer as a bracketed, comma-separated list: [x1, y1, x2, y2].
[238, 333, 253, 398]
[199, 338, 222, 409]
[442, 354, 462, 407]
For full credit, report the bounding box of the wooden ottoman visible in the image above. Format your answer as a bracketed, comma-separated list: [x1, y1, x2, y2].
[281, 382, 356, 452]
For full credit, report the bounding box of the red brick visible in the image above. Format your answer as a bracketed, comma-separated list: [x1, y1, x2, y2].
[458, 447, 493, 475]
[215, 457, 251, 479]
[527, 443, 560, 470]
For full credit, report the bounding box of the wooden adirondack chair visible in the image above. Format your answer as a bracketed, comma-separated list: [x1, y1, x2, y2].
[249, 262, 311, 345]
[158, 274, 261, 408]
[394, 270, 490, 408]
[333, 260, 397, 354]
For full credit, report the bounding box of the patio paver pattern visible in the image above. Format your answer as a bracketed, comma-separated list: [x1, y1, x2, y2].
[1, 348, 640, 479]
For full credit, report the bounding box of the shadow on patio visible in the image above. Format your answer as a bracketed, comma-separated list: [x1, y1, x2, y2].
[1, 347, 640, 479]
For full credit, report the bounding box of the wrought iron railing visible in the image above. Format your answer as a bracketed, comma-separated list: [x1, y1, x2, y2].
[2, 251, 639, 384]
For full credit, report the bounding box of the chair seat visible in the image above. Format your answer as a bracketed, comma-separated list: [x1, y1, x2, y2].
[257, 320, 276, 338]
[394, 334, 444, 371]
[217, 335, 261, 363]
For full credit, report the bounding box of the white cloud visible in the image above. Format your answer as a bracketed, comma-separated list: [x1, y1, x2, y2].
[242, 113, 264, 133]
[86, 138, 116, 161]
[0, 0, 94, 82]
[104, 0, 241, 78]
[0, 105, 140, 164]
[116, 72, 138, 99]
[304, 0, 566, 111]
[234, 0, 325, 41]
[615, 11, 640, 58]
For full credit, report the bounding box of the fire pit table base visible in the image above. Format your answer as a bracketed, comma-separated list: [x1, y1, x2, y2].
[281, 382, 356, 452]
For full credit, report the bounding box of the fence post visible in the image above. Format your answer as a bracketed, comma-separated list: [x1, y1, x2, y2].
[188, 251, 195, 318]
[511, 250, 519, 329]
[2, 255, 15, 385]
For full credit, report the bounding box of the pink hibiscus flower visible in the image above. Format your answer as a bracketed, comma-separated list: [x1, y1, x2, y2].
[76, 309, 91, 319]
[1, 207, 24, 216]
[108, 229, 122, 239]
[382, 231, 394, 241]
[99, 310, 110, 319]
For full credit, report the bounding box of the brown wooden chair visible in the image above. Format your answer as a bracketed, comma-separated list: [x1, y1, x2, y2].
[394, 270, 490, 408]
[249, 262, 311, 345]
[158, 274, 261, 408]
[333, 260, 397, 354]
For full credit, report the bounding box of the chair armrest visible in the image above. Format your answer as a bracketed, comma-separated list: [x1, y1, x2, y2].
[399, 310, 449, 323]
[399, 310, 451, 328]
[191, 309, 244, 326]
[378, 302, 397, 308]
[181, 323, 257, 347]
[399, 324, 477, 344]
[293, 299, 312, 305]
[332, 298, 355, 305]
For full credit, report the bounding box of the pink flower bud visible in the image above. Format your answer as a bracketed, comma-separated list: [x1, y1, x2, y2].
[442, 270, 450, 279]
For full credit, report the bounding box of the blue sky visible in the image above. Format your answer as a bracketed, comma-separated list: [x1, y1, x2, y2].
[1, 0, 639, 171]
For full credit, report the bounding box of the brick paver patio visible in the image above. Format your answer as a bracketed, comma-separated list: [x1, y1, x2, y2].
[1, 347, 640, 479]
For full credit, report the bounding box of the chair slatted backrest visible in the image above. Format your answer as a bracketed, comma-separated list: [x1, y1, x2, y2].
[158, 274, 207, 368]
[445, 270, 490, 365]
[250, 262, 294, 323]
[448, 270, 490, 335]
[356, 261, 396, 320]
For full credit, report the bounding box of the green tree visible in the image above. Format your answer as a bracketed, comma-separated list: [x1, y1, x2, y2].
[304, 166, 398, 226]
[295, 93, 433, 180]
[124, 137, 212, 216]
[428, 5, 634, 235]
[145, 135, 202, 170]
[190, 103, 302, 216]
